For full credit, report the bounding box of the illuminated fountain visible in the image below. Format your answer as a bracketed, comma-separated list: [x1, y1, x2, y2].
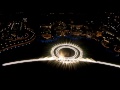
[2, 43, 120, 69]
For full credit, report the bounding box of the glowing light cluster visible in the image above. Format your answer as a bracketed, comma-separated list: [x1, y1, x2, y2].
[51, 43, 83, 64]
[0, 29, 36, 53]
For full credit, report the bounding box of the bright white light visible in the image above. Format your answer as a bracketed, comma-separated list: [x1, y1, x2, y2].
[2, 57, 120, 68]
[2, 43, 120, 69]
[3, 57, 54, 66]
[95, 61, 120, 68]
[51, 43, 83, 64]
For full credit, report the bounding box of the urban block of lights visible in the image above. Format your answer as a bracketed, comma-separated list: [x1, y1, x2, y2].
[0, 12, 120, 54]
[39, 12, 120, 53]
[0, 18, 36, 53]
